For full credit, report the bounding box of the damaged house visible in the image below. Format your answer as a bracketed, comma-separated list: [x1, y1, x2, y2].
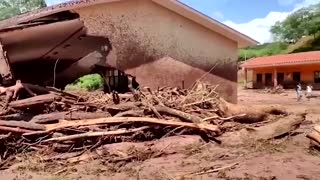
[0, 0, 257, 103]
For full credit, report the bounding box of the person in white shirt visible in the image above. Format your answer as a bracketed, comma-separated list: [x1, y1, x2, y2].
[306, 84, 313, 101]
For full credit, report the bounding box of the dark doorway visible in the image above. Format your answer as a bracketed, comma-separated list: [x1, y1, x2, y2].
[293, 72, 301, 82]
[277, 73, 284, 85]
[256, 73, 262, 83]
[265, 73, 272, 86]
[93, 65, 139, 93]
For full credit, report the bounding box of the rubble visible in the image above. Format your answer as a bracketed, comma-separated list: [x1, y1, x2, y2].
[0, 81, 299, 169]
[307, 125, 320, 149]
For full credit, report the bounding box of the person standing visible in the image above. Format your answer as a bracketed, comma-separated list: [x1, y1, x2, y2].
[296, 82, 302, 101]
[306, 84, 313, 101]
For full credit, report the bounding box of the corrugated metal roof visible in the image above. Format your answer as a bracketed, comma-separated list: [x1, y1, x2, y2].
[241, 51, 320, 68]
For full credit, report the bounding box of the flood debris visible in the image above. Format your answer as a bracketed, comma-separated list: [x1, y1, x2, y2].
[0, 81, 301, 169]
[307, 125, 320, 150]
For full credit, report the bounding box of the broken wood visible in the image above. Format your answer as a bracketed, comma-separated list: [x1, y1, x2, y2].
[247, 114, 304, 139]
[0, 80, 36, 104]
[43, 126, 149, 142]
[30, 111, 110, 124]
[105, 102, 142, 115]
[154, 105, 201, 123]
[0, 120, 45, 130]
[113, 110, 144, 117]
[45, 117, 221, 134]
[8, 94, 60, 109]
[220, 98, 287, 123]
[307, 131, 320, 145]
[0, 125, 34, 133]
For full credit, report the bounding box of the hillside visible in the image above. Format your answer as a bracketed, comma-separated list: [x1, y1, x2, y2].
[239, 35, 320, 61]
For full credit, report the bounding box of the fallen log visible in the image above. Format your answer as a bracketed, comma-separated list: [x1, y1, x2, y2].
[307, 131, 320, 145]
[44, 117, 221, 134]
[9, 94, 60, 109]
[220, 98, 287, 123]
[0, 120, 45, 130]
[220, 114, 305, 145]
[154, 105, 201, 123]
[43, 126, 149, 143]
[248, 114, 304, 139]
[30, 111, 110, 124]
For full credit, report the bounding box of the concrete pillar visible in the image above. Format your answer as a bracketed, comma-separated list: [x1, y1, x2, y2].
[273, 68, 278, 87]
[244, 68, 248, 89]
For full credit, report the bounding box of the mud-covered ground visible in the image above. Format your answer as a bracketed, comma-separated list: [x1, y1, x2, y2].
[1, 89, 320, 180]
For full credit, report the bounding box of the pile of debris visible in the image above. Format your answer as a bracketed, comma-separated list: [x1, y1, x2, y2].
[265, 85, 285, 94]
[307, 125, 320, 150]
[0, 81, 304, 169]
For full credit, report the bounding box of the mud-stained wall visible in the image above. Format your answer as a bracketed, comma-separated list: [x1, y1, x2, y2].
[75, 0, 238, 102]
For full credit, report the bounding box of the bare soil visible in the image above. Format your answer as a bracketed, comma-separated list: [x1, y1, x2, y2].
[1, 89, 320, 180]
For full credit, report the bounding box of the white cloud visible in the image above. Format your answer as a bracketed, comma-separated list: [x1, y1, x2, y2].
[223, 0, 320, 43]
[212, 11, 224, 19]
[45, 0, 69, 6]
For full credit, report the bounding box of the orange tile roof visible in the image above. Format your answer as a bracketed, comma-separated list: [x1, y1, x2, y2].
[241, 51, 320, 68]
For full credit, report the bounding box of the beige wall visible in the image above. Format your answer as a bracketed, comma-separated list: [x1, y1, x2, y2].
[75, 0, 238, 102]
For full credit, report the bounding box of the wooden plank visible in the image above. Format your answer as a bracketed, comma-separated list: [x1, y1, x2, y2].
[9, 94, 60, 109]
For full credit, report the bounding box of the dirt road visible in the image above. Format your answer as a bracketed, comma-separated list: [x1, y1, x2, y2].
[1, 89, 320, 180]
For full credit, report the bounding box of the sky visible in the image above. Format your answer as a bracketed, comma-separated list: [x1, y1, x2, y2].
[45, 0, 320, 43]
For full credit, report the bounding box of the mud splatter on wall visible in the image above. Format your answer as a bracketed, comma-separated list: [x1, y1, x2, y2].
[76, 0, 238, 102]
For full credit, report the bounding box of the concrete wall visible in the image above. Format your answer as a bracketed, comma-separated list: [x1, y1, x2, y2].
[251, 64, 320, 89]
[75, 0, 238, 102]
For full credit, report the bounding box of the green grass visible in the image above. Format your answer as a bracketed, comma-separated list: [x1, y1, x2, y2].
[239, 35, 320, 61]
[65, 74, 104, 91]
[239, 42, 288, 61]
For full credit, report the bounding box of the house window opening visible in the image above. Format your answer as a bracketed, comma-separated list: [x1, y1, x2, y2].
[314, 71, 320, 83]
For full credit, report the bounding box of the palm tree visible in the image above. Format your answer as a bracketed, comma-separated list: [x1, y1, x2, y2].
[0, 0, 46, 20]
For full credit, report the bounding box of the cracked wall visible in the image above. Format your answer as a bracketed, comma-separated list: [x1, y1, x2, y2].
[75, 0, 238, 102]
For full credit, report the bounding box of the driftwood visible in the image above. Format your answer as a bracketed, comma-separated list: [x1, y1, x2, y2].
[307, 125, 320, 147]
[0, 113, 34, 121]
[105, 102, 142, 115]
[220, 114, 305, 146]
[43, 126, 149, 142]
[155, 105, 201, 123]
[0, 125, 34, 133]
[0, 80, 36, 104]
[247, 114, 304, 139]
[307, 131, 320, 145]
[30, 111, 110, 124]
[8, 94, 60, 109]
[0, 120, 45, 130]
[114, 110, 144, 117]
[45, 117, 221, 134]
[220, 98, 286, 123]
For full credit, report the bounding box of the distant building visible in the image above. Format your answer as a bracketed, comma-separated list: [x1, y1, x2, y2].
[241, 51, 320, 89]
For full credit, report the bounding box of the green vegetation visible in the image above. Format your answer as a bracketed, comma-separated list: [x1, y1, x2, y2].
[239, 42, 288, 61]
[65, 74, 104, 91]
[239, 2, 320, 61]
[0, 0, 46, 21]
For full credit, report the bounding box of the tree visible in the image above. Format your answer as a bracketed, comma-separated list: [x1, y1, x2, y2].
[270, 3, 320, 42]
[0, 0, 46, 21]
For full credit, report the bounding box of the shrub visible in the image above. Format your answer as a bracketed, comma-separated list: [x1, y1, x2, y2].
[65, 74, 104, 91]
